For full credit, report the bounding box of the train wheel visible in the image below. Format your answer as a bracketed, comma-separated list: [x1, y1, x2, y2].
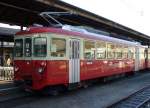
[82, 82, 89, 88]
[43, 86, 65, 96]
[50, 90, 59, 96]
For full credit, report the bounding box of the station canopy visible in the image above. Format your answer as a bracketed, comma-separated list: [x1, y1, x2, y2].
[0, 27, 19, 42]
[0, 0, 150, 45]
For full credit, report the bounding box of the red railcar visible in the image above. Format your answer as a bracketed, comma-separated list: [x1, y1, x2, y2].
[14, 25, 149, 91]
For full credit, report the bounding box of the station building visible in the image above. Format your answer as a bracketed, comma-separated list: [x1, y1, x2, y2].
[0, 27, 19, 66]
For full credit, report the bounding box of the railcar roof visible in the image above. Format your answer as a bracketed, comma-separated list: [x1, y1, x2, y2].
[16, 27, 142, 47]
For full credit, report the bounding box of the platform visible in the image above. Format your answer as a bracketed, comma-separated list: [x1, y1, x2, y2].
[0, 81, 29, 103]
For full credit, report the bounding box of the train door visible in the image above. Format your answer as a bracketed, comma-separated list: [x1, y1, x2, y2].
[24, 38, 32, 59]
[69, 39, 80, 83]
[135, 47, 139, 71]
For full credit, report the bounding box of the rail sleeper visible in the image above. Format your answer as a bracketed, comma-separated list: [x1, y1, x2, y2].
[108, 85, 150, 108]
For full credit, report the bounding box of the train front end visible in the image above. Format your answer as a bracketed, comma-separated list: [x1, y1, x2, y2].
[14, 29, 48, 90]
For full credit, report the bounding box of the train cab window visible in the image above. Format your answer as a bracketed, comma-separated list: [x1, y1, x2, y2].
[116, 45, 122, 59]
[34, 37, 47, 57]
[107, 43, 115, 59]
[128, 48, 134, 59]
[14, 39, 23, 57]
[96, 41, 106, 59]
[51, 38, 66, 57]
[84, 40, 95, 59]
[24, 38, 32, 57]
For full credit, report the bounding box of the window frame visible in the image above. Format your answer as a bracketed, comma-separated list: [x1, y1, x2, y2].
[24, 38, 32, 57]
[84, 40, 96, 60]
[128, 47, 135, 59]
[14, 38, 23, 57]
[107, 42, 116, 59]
[115, 44, 123, 59]
[122, 46, 128, 59]
[96, 40, 106, 59]
[50, 37, 67, 58]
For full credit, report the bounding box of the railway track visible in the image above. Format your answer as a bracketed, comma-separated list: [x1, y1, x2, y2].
[107, 85, 150, 108]
[0, 72, 150, 108]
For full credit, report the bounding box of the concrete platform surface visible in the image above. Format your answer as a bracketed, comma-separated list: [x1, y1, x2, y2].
[0, 81, 31, 103]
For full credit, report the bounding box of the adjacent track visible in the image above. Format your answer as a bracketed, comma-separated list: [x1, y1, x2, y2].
[107, 85, 150, 108]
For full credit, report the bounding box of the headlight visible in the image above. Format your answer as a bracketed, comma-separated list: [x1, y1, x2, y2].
[41, 61, 46, 66]
[38, 67, 44, 73]
[14, 66, 19, 72]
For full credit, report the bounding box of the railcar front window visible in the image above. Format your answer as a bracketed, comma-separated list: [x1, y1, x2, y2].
[34, 37, 47, 57]
[51, 38, 66, 57]
[14, 39, 23, 57]
[25, 38, 32, 57]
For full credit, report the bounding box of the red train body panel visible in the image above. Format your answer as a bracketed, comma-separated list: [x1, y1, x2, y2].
[14, 59, 136, 90]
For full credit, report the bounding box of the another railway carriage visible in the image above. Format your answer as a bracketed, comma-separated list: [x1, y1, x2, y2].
[147, 49, 150, 68]
[14, 25, 148, 91]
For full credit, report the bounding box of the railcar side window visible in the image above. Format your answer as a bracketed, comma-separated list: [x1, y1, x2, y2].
[51, 38, 66, 57]
[14, 39, 23, 57]
[24, 38, 32, 57]
[122, 47, 128, 59]
[128, 48, 134, 59]
[141, 48, 145, 59]
[84, 40, 95, 59]
[96, 41, 106, 59]
[34, 37, 47, 57]
[116, 45, 122, 59]
[107, 43, 115, 59]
